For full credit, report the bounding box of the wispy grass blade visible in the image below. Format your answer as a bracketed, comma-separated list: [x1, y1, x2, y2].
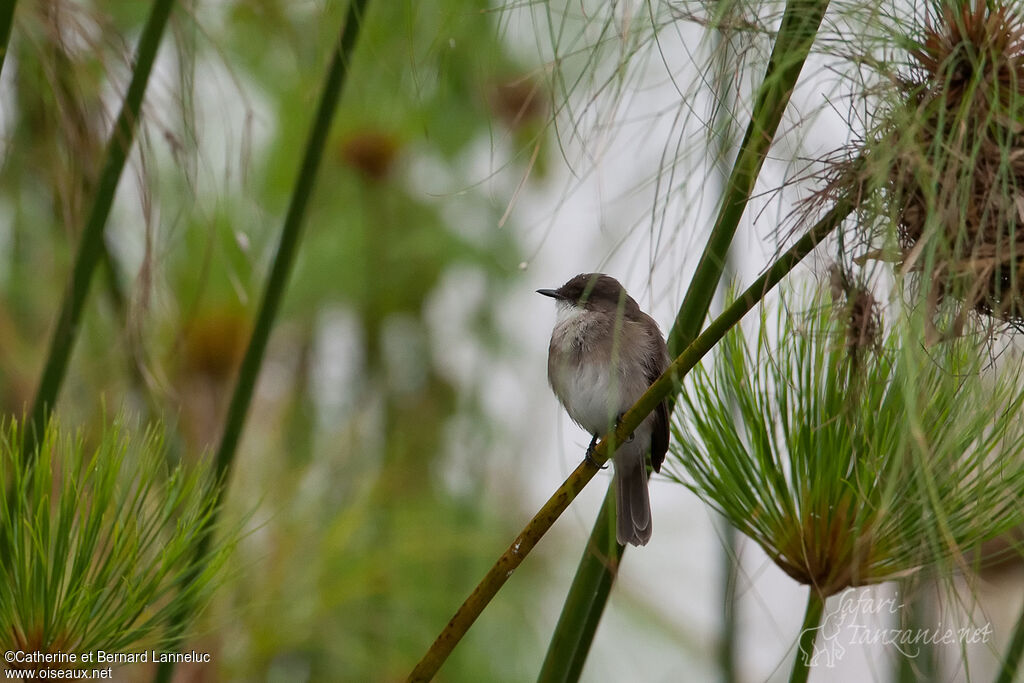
[667, 0, 831, 357]
[23, 0, 176, 459]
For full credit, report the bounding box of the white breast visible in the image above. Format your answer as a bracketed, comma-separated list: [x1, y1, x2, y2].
[548, 303, 621, 434]
[554, 360, 620, 433]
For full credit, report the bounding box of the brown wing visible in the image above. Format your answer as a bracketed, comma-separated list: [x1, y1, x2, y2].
[643, 314, 672, 473]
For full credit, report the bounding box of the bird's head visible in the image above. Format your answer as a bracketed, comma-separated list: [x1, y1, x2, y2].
[536, 273, 630, 313]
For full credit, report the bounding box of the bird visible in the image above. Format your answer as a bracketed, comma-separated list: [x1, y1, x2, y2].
[538, 273, 671, 546]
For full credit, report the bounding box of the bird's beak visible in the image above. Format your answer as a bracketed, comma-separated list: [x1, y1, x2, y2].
[536, 288, 560, 299]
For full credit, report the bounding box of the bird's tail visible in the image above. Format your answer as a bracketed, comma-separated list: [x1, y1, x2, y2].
[614, 460, 652, 546]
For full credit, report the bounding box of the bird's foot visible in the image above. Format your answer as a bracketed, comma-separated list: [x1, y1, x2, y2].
[585, 434, 608, 469]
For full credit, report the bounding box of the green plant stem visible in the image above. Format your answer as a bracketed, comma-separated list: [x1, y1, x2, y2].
[667, 0, 831, 357]
[542, 1, 833, 678]
[719, 520, 739, 683]
[537, 488, 620, 682]
[22, 0, 175, 460]
[152, 2, 370, 681]
[895, 584, 936, 683]
[0, 0, 14, 78]
[407, 200, 850, 683]
[790, 589, 826, 683]
[995, 601, 1024, 683]
[207, 4, 365, 484]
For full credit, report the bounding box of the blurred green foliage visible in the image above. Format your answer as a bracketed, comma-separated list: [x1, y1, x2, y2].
[1, 1, 549, 680]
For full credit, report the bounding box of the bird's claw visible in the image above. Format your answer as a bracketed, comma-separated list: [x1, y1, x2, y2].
[585, 434, 608, 469]
[584, 416, 635, 469]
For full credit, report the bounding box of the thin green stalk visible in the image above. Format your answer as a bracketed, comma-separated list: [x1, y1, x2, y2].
[790, 589, 826, 683]
[152, 2, 370, 681]
[0, 0, 14, 78]
[719, 520, 739, 683]
[995, 602, 1024, 683]
[667, 0, 831, 357]
[209, 0, 366, 483]
[407, 200, 849, 683]
[22, 0, 176, 460]
[895, 585, 936, 683]
[537, 488, 620, 682]
[542, 1, 833, 677]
